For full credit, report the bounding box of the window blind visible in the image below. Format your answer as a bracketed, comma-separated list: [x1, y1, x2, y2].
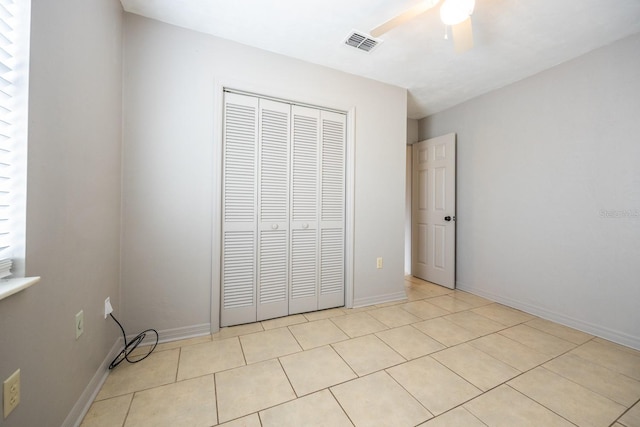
[0, 0, 27, 279]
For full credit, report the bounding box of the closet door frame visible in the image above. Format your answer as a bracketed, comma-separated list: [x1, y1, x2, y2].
[211, 84, 355, 333]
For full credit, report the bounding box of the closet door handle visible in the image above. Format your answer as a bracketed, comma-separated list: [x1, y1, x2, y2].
[271, 224, 279, 230]
[302, 223, 309, 229]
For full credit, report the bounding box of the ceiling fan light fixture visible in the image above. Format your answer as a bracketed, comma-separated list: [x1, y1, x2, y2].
[439, 0, 475, 26]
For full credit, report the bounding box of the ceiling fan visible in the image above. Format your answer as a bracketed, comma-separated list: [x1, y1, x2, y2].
[370, 0, 476, 53]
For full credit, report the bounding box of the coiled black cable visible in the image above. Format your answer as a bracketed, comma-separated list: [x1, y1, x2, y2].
[108, 313, 159, 370]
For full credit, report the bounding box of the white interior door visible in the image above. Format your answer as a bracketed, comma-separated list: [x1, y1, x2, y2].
[412, 133, 456, 288]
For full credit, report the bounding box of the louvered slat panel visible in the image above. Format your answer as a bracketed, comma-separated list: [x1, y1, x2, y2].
[260, 108, 289, 222]
[318, 111, 346, 310]
[289, 106, 320, 314]
[224, 103, 256, 222]
[290, 229, 317, 299]
[259, 230, 287, 304]
[321, 119, 345, 221]
[223, 231, 255, 308]
[320, 228, 344, 295]
[257, 99, 290, 320]
[292, 114, 318, 221]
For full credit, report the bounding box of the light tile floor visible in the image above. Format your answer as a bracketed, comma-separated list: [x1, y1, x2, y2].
[81, 277, 640, 427]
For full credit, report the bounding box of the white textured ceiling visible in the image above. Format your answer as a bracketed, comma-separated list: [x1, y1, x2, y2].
[120, 0, 640, 119]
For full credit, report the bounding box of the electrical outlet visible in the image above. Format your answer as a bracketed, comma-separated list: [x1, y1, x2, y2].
[376, 257, 383, 269]
[3, 369, 20, 418]
[75, 310, 84, 339]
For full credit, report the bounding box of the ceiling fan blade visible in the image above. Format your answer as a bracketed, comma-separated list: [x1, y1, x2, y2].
[370, 0, 441, 38]
[452, 16, 473, 53]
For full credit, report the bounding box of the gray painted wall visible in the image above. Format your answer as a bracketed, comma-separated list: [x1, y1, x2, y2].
[121, 14, 407, 333]
[0, 0, 123, 426]
[419, 33, 640, 349]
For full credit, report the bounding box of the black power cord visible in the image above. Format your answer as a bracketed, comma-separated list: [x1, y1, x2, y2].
[108, 313, 159, 370]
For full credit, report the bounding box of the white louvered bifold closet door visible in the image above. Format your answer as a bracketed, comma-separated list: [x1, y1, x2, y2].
[257, 99, 290, 321]
[318, 111, 346, 309]
[289, 106, 320, 314]
[221, 92, 346, 326]
[221, 93, 259, 327]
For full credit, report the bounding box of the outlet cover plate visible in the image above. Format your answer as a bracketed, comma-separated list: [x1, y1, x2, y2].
[3, 368, 20, 418]
[104, 297, 113, 319]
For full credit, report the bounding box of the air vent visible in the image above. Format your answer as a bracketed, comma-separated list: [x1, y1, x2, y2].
[344, 30, 382, 53]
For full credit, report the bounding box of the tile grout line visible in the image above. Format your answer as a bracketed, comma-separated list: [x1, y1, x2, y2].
[120, 393, 134, 427]
[382, 366, 436, 424]
[276, 356, 299, 399]
[537, 337, 640, 409]
[501, 384, 579, 426]
[174, 346, 181, 383]
[425, 403, 489, 427]
[286, 322, 308, 352]
[327, 387, 357, 427]
[211, 370, 219, 426]
[612, 395, 640, 427]
[237, 335, 248, 366]
[475, 338, 612, 426]
[425, 352, 577, 426]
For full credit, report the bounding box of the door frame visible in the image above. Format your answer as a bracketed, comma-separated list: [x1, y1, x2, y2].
[210, 81, 356, 333]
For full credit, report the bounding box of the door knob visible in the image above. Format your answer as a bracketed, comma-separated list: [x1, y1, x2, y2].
[444, 216, 451, 222]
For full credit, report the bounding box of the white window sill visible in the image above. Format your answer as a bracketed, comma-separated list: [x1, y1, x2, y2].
[0, 277, 41, 301]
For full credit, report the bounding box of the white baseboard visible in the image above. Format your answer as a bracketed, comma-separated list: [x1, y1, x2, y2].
[130, 323, 211, 347]
[353, 291, 407, 308]
[456, 281, 640, 351]
[63, 338, 123, 427]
